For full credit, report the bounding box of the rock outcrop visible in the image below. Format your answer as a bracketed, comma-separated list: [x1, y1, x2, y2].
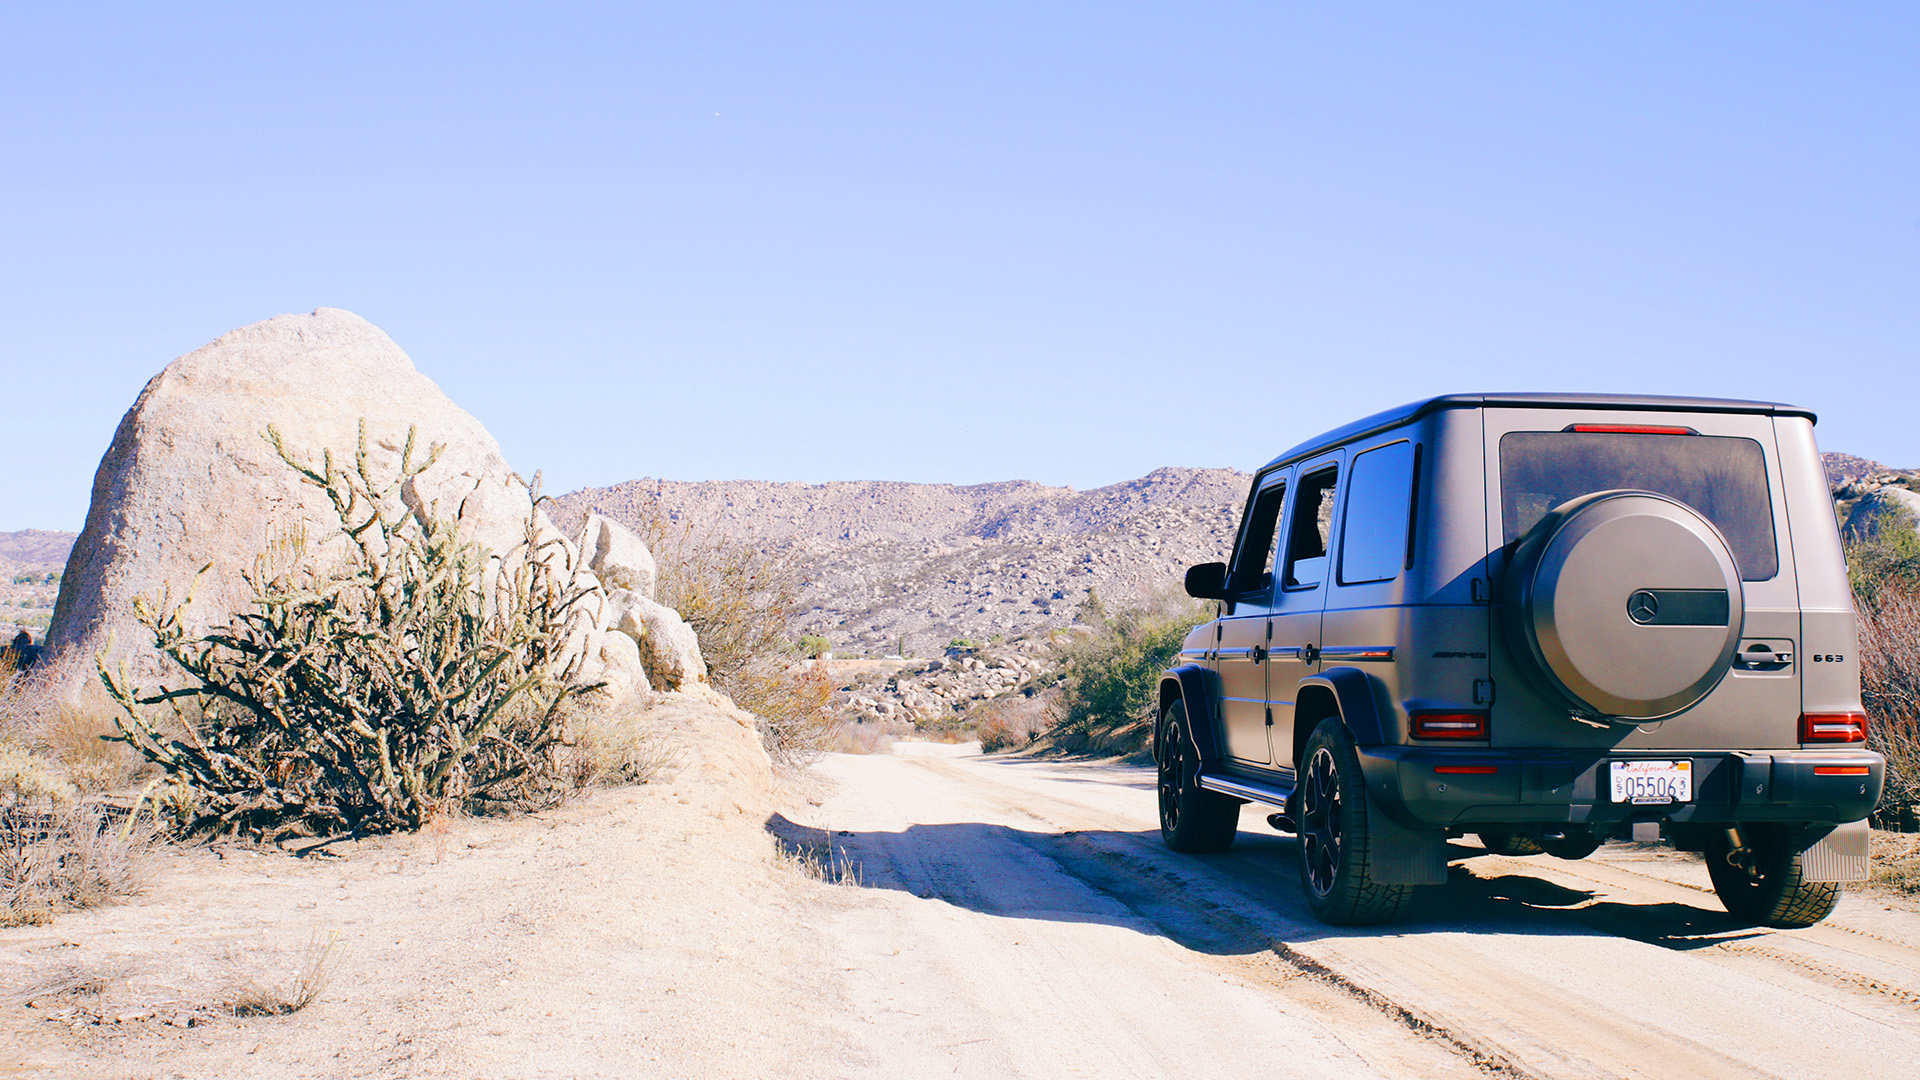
[44, 309, 663, 700]
[1843, 484, 1920, 543]
[576, 513, 706, 691]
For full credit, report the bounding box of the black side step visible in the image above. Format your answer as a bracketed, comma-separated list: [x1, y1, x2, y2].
[1197, 771, 1293, 809]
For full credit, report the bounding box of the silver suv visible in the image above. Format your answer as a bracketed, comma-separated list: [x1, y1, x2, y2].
[1161, 393, 1882, 927]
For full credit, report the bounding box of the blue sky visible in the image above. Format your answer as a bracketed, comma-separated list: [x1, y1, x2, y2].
[2, 4, 1915, 531]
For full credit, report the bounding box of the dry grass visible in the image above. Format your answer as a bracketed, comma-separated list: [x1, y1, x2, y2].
[571, 697, 678, 787]
[829, 718, 912, 755]
[766, 814, 862, 886]
[0, 741, 77, 808]
[0, 653, 147, 795]
[5, 959, 126, 1007]
[1, 804, 159, 927]
[221, 931, 342, 1017]
[1858, 584, 1920, 822]
[1870, 830, 1920, 894]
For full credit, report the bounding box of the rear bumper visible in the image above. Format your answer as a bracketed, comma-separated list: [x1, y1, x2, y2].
[1355, 746, 1884, 830]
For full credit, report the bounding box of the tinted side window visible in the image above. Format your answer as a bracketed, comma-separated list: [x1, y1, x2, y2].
[1339, 441, 1417, 585]
[1229, 477, 1288, 597]
[1499, 431, 1778, 581]
[1284, 467, 1339, 588]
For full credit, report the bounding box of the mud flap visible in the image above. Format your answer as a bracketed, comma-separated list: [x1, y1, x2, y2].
[1367, 792, 1448, 885]
[1798, 819, 1869, 883]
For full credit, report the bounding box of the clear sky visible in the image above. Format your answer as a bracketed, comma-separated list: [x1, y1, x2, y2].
[2, 4, 1915, 531]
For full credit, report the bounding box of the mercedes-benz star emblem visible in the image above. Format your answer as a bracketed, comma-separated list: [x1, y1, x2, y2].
[1627, 590, 1660, 624]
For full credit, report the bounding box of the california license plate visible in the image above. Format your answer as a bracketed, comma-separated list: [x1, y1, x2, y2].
[1609, 760, 1693, 804]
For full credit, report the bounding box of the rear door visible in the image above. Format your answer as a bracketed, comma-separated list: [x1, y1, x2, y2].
[1268, 455, 1342, 770]
[1481, 409, 1801, 750]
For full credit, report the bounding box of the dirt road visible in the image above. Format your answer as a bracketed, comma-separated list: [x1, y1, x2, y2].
[784, 744, 1920, 1080]
[7, 735, 1918, 1078]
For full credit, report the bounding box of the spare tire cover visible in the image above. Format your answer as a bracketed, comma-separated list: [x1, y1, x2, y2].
[1504, 490, 1743, 720]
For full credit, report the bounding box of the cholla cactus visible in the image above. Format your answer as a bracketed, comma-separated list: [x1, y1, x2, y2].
[100, 421, 600, 840]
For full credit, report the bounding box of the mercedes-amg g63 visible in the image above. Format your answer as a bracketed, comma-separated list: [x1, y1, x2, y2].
[1161, 393, 1881, 927]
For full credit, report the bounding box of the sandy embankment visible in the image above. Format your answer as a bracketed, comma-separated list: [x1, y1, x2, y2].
[0, 690, 858, 1080]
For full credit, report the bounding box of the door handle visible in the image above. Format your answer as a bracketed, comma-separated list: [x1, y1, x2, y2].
[1303, 643, 1320, 664]
[1251, 645, 1267, 664]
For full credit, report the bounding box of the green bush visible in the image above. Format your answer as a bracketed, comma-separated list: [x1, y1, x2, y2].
[1849, 502, 1920, 606]
[1048, 591, 1209, 757]
[101, 422, 598, 840]
[794, 634, 832, 659]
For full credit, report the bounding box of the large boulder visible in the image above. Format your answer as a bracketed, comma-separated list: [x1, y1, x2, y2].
[1843, 485, 1920, 544]
[577, 512, 657, 597]
[45, 308, 651, 699]
[575, 513, 707, 691]
[605, 588, 708, 691]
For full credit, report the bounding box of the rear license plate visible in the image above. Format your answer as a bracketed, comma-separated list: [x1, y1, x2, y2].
[1609, 760, 1693, 804]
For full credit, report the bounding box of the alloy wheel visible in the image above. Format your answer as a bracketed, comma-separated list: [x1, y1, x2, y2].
[1301, 745, 1342, 896]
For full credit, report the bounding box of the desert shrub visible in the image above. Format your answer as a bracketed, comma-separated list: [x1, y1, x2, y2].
[1848, 506, 1920, 826]
[100, 423, 600, 840]
[222, 931, 342, 1016]
[737, 660, 837, 764]
[622, 507, 836, 764]
[1, 805, 157, 927]
[0, 655, 145, 796]
[1858, 584, 1920, 825]
[0, 742, 78, 809]
[794, 634, 832, 659]
[975, 691, 1052, 753]
[830, 717, 912, 755]
[1048, 591, 1209, 757]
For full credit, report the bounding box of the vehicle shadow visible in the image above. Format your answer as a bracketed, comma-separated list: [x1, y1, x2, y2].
[766, 814, 1768, 953]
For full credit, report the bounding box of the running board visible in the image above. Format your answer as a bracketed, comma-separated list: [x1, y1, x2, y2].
[1197, 772, 1294, 808]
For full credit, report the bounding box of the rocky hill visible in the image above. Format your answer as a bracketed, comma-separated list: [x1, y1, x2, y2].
[0, 529, 75, 639]
[552, 451, 1907, 662]
[548, 467, 1250, 658]
[0, 530, 76, 567]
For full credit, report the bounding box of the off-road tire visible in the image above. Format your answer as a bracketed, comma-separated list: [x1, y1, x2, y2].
[1706, 830, 1839, 929]
[1479, 831, 1547, 857]
[1157, 700, 1238, 853]
[1297, 719, 1412, 925]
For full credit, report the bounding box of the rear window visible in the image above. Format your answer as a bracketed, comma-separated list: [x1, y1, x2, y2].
[1499, 431, 1778, 581]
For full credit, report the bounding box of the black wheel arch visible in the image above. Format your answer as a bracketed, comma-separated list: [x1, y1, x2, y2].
[1291, 667, 1391, 769]
[1157, 665, 1224, 766]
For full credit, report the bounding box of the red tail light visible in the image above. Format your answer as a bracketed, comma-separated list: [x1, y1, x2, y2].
[1435, 765, 1499, 775]
[1412, 712, 1489, 739]
[1800, 712, 1867, 743]
[1813, 766, 1871, 776]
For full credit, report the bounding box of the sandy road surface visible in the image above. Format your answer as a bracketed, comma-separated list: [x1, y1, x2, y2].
[6, 734, 1918, 1079]
[784, 744, 1920, 1080]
